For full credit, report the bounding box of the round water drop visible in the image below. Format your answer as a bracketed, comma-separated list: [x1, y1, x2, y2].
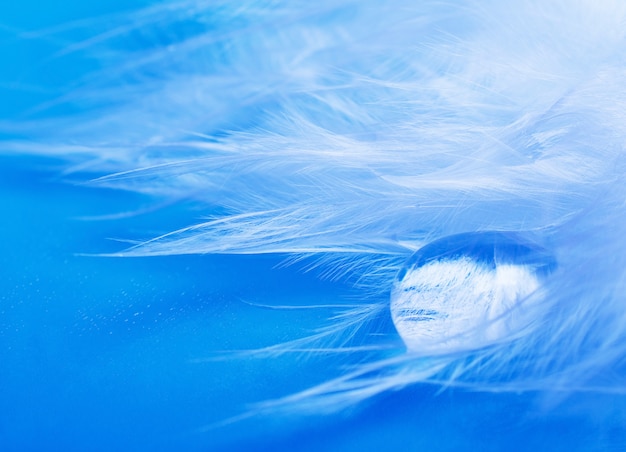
[390, 232, 556, 355]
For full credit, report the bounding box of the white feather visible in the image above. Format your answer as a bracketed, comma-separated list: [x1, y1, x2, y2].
[5, 0, 626, 413]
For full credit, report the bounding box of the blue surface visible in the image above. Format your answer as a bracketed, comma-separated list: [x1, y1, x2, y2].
[0, 165, 622, 449]
[1, 2, 626, 451]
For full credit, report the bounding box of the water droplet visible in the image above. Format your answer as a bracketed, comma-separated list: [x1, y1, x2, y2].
[390, 232, 555, 354]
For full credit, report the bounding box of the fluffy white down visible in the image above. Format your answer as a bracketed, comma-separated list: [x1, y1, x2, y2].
[5, 0, 626, 412]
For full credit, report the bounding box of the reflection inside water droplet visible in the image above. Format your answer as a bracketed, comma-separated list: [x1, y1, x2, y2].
[390, 232, 556, 355]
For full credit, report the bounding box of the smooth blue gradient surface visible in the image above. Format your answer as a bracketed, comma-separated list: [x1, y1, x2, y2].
[1, 1, 626, 451]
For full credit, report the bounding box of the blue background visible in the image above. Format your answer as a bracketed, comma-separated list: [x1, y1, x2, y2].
[1, 1, 625, 450]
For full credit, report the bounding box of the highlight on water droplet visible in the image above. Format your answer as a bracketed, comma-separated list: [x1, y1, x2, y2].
[390, 232, 556, 355]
